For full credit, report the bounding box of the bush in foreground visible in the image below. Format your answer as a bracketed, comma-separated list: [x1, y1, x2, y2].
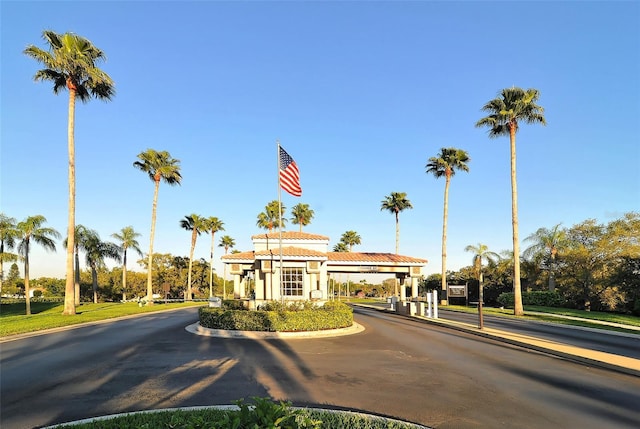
[50, 397, 426, 428]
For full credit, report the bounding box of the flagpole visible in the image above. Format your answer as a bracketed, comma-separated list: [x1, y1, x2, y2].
[277, 140, 284, 304]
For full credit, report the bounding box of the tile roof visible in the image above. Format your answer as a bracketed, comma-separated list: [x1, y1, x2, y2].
[251, 231, 330, 240]
[222, 250, 427, 264]
[327, 252, 428, 264]
[255, 246, 327, 258]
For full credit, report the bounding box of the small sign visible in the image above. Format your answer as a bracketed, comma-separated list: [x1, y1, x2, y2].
[310, 290, 323, 300]
[448, 284, 467, 297]
[358, 266, 379, 273]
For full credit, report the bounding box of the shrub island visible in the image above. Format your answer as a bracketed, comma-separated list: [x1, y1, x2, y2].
[198, 300, 353, 332]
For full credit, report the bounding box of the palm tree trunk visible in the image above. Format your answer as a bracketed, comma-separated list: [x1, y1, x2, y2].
[146, 179, 160, 304]
[24, 241, 31, 315]
[122, 249, 128, 301]
[209, 233, 215, 298]
[63, 89, 77, 315]
[510, 125, 524, 316]
[91, 265, 98, 303]
[187, 232, 196, 301]
[441, 174, 451, 304]
[74, 248, 80, 305]
[395, 211, 399, 255]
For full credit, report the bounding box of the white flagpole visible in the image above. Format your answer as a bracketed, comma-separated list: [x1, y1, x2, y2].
[277, 140, 284, 303]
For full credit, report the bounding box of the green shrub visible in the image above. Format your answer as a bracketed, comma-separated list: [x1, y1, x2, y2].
[497, 291, 566, 308]
[220, 397, 322, 429]
[199, 301, 353, 332]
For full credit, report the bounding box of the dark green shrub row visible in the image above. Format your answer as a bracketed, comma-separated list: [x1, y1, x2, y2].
[497, 291, 566, 308]
[199, 301, 353, 332]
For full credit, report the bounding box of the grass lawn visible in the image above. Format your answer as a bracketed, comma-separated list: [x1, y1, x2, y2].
[0, 300, 204, 337]
[443, 304, 640, 332]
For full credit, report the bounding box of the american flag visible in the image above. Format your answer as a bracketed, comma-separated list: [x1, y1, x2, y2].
[279, 146, 302, 197]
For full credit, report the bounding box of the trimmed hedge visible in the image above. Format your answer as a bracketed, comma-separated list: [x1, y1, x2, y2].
[497, 291, 566, 308]
[199, 300, 353, 332]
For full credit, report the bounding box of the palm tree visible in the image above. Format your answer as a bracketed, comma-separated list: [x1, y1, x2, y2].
[203, 217, 224, 298]
[0, 213, 19, 294]
[333, 242, 348, 252]
[134, 149, 182, 303]
[25, 31, 114, 316]
[64, 225, 98, 305]
[218, 235, 235, 299]
[338, 231, 360, 299]
[256, 201, 286, 232]
[111, 226, 143, 301]
[426, 148, 470, 301]
[340, 230, 361, 252]
[180, 214, 207, 301]
[523, 224, 568, 292]
[290, 203, 315, 232]
[476, 87, 546, 316]
[16, 215, 60, 315]
[464, 243, 500, 328]
[83, 233, 121, 303]
[380, 192, 413, 254]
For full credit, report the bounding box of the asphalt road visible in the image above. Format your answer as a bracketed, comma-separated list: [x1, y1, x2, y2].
[436, 308, 640, 359]
[1, 306, 639, 429]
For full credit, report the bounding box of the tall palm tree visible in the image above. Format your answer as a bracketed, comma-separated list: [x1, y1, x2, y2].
[523, 224, 568, 292]
[16, 215, 60, 315]
[111, 226, 143, 301]
[464, 243, 500, 328]
[218, 235, 235, 299]
[134, 149, 182, 303]
[380, 192, 413, 254]
[426, 148, 470, 301]
[203, 217, 224, 298]
[25, 31, 114, 316]
[180, 214, 207, 301]
[476, 87, 546, 316]
[64, 225, 98, 305]
[83, 233, 121, 303]
[0, 213, 19, 294]
[290, 203, 315, 232]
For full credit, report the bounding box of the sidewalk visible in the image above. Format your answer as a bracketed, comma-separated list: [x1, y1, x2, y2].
[353, 303, 640, 377]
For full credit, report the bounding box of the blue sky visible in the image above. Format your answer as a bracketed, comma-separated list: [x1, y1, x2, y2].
[2, 0, 639, 282]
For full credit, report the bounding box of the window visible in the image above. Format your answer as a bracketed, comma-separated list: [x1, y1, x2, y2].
[282, 268, 304, 297]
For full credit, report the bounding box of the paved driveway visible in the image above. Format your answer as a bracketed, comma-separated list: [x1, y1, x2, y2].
[1, 306, 639, 429]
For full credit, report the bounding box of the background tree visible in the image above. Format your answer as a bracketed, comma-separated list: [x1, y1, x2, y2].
[83, 233, 121, 303]
[340, 230, 361, 252]
[64, 225, 98, 305]
[290, 203, 314, 232]
[203, 217, 224, 298]
[25, 31, 114, 316]
[219, 235, 235, 299]
[256, 200, 286, 232]
[523, 224, 568, 292]
[16, 215, 60, 315]
[134, 149, 182, 303]
[380, 192, 413, 255]
[339, 230, 361, 298]
[0, 213, 19, 294]
[180, 214, 206, 301]
[464, 243, 500, 328]
[426, 148, 470, 301]
[333, 242, 348, 252]
[111, 226, 143, 301]
[476, 87, 546, 316]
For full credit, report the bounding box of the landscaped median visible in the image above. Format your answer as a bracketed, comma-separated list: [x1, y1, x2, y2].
[198, 300, 354, 332]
